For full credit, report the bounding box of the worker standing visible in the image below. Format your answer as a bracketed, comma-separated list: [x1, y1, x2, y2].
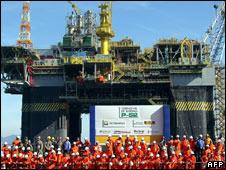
[63, 137, 71, 155]
[34, 136, 44, 155]
[45, 136, 52, 153]
[188, 136, 196, 151]
[13, 136, 21, 147]
[196, 134, 205, 162]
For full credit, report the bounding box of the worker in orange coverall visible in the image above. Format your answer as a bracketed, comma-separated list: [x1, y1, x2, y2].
[180, 135, 189, 153]
[150, 140, 160, 155]
[84, 137, 91, 148]
[11, 146, 19, 156]
[188, 136, 196, 151]
[177, 152, 185, 169]
[108, 154, 118, 169]
[154, 154, 161, 169]
[1, 142, 10, 155]
[30, 152, 38, 169]
[125, 135, 132, 147]
[201, 152, 209, 169]
[140, 138, 148, 153]
[168, 151, 178, 169]
[107, 135, 114, 148]
[71, 142, 79, 154]
[99, 153, 108, 169]
[23, 154, 32, 169]
[174, 135, 181, 151]
[46, 150, 57, 169]
[203, 144, 211, 156]
[147, 153, 155, 169]
[37, 154, 45, 169]
[186, 151, 196, 169]
[115, 135, 123, 148]
[13, 136, 21, 147]
[56, 150, 63, 169]
[137, 146, 144, 158]
[161, 153, 169, 169]
[106, 141, 113, 156]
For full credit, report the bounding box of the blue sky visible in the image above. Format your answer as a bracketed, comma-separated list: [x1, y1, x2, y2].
[1, 1, 224, 138]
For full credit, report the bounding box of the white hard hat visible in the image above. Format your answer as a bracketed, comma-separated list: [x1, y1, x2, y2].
[179, 153, 182, 156]
[172, 151, 175, 155]
[119, 134, 122, 138]
[66, 137, 69, 140]
[176, 135, 179, 138]
[22, 147, 25, 151]
[191, 151, 194, 155]
[117, 140, 121, 143]
[130, 161, 134, 166]
[34, 152, 37, 156]
[27, 147, 30, 150]
[150, 153, 154, 157]
[76, 152, 79, 156]
[96, 141, 99, 144]
[71, 152, 76, 156]
[102, 153, 106, 157]
[85, 147, 89, 150]
[128, 141, 131, 144]
[135, 139, 138, 142]
[52, 150, 55, 154]
[13, 154, 17, 157]
[4, 142, 8, 145]
[109, 162, 113, 166]
[119, 161, 123, 166]
[206, 144, 209, 147]
[108, 134, 112, 137]
[127, 134, 130, 137]
[163, 146, 167, 150]
[141, 137, 144, 141]
[142, 161, 145, 164]
[19, 153, 23, 157]
[38, 154, 43, 158]
[51, 145, 54, 148]
[84, 137, 88, 140]
[148, 148, 151, 151]
[164, 153, 168, 157]
[121, 147, 124, 151]
[8, 146, 11, 149]
[189, 136, 193, 139]
[24, 155, 29, 158]
[44, 152, 48, 156]
[199, 134, 203, 138]
[57, 148, 61, 151]
[153, 140, 156, 144]
[73, 142, 76, 145]
[96, 155, 100, 158]
[15, 146, 18, 149]
[217, 139, 221, 143]
[112, 154, 115, 158]
[156, 154, 160, 157]
[57, 151, 61, 155]
[183, 135, 186, 138]
[134, 136, 137, 139]
[6, 154, 10, 158]
[138, 146, 141, 149]
[106, 141, 109, 144]
[17, 136, 20, 139]
[129, 145, 133, 150]
[125, 153, 128, 156]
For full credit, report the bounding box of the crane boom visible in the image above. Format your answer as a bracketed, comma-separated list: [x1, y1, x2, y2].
[67, 1, 80, 15]
[202, 2, 225, 64]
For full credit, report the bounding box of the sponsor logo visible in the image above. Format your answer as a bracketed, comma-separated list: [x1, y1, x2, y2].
[99, 130, 111, 134]
[102, 120, 125, 127]
[119, 107, 139, 118]
[113, 130, 131, 134]
[134, 130, 145, 134]
[133, 120, 155, 127]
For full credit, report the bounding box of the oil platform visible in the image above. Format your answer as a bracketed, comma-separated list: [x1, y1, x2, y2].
[1, 1, 225, 142]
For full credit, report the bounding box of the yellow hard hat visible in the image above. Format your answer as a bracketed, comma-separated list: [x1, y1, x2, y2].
[47, 136, 51, 139]
[206, 134, 209, 137]
[52, 137, 55, 140]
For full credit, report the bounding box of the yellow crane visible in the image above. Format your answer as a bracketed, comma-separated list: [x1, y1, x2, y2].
[67, 1, 80, 15]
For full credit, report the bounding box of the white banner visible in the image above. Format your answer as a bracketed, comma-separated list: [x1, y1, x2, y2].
[95, 105, 163, 136]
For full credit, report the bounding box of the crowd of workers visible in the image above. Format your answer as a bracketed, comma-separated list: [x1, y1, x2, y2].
[1, 134, 225, 169]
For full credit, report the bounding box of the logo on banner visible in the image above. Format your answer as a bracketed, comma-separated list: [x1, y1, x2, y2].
[134, 130, 145, 134]
[102, 120, 125, 128]
[113, 130, 131, 134]
[99, 130, 111, 134]
[119, 106, 139, 118]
